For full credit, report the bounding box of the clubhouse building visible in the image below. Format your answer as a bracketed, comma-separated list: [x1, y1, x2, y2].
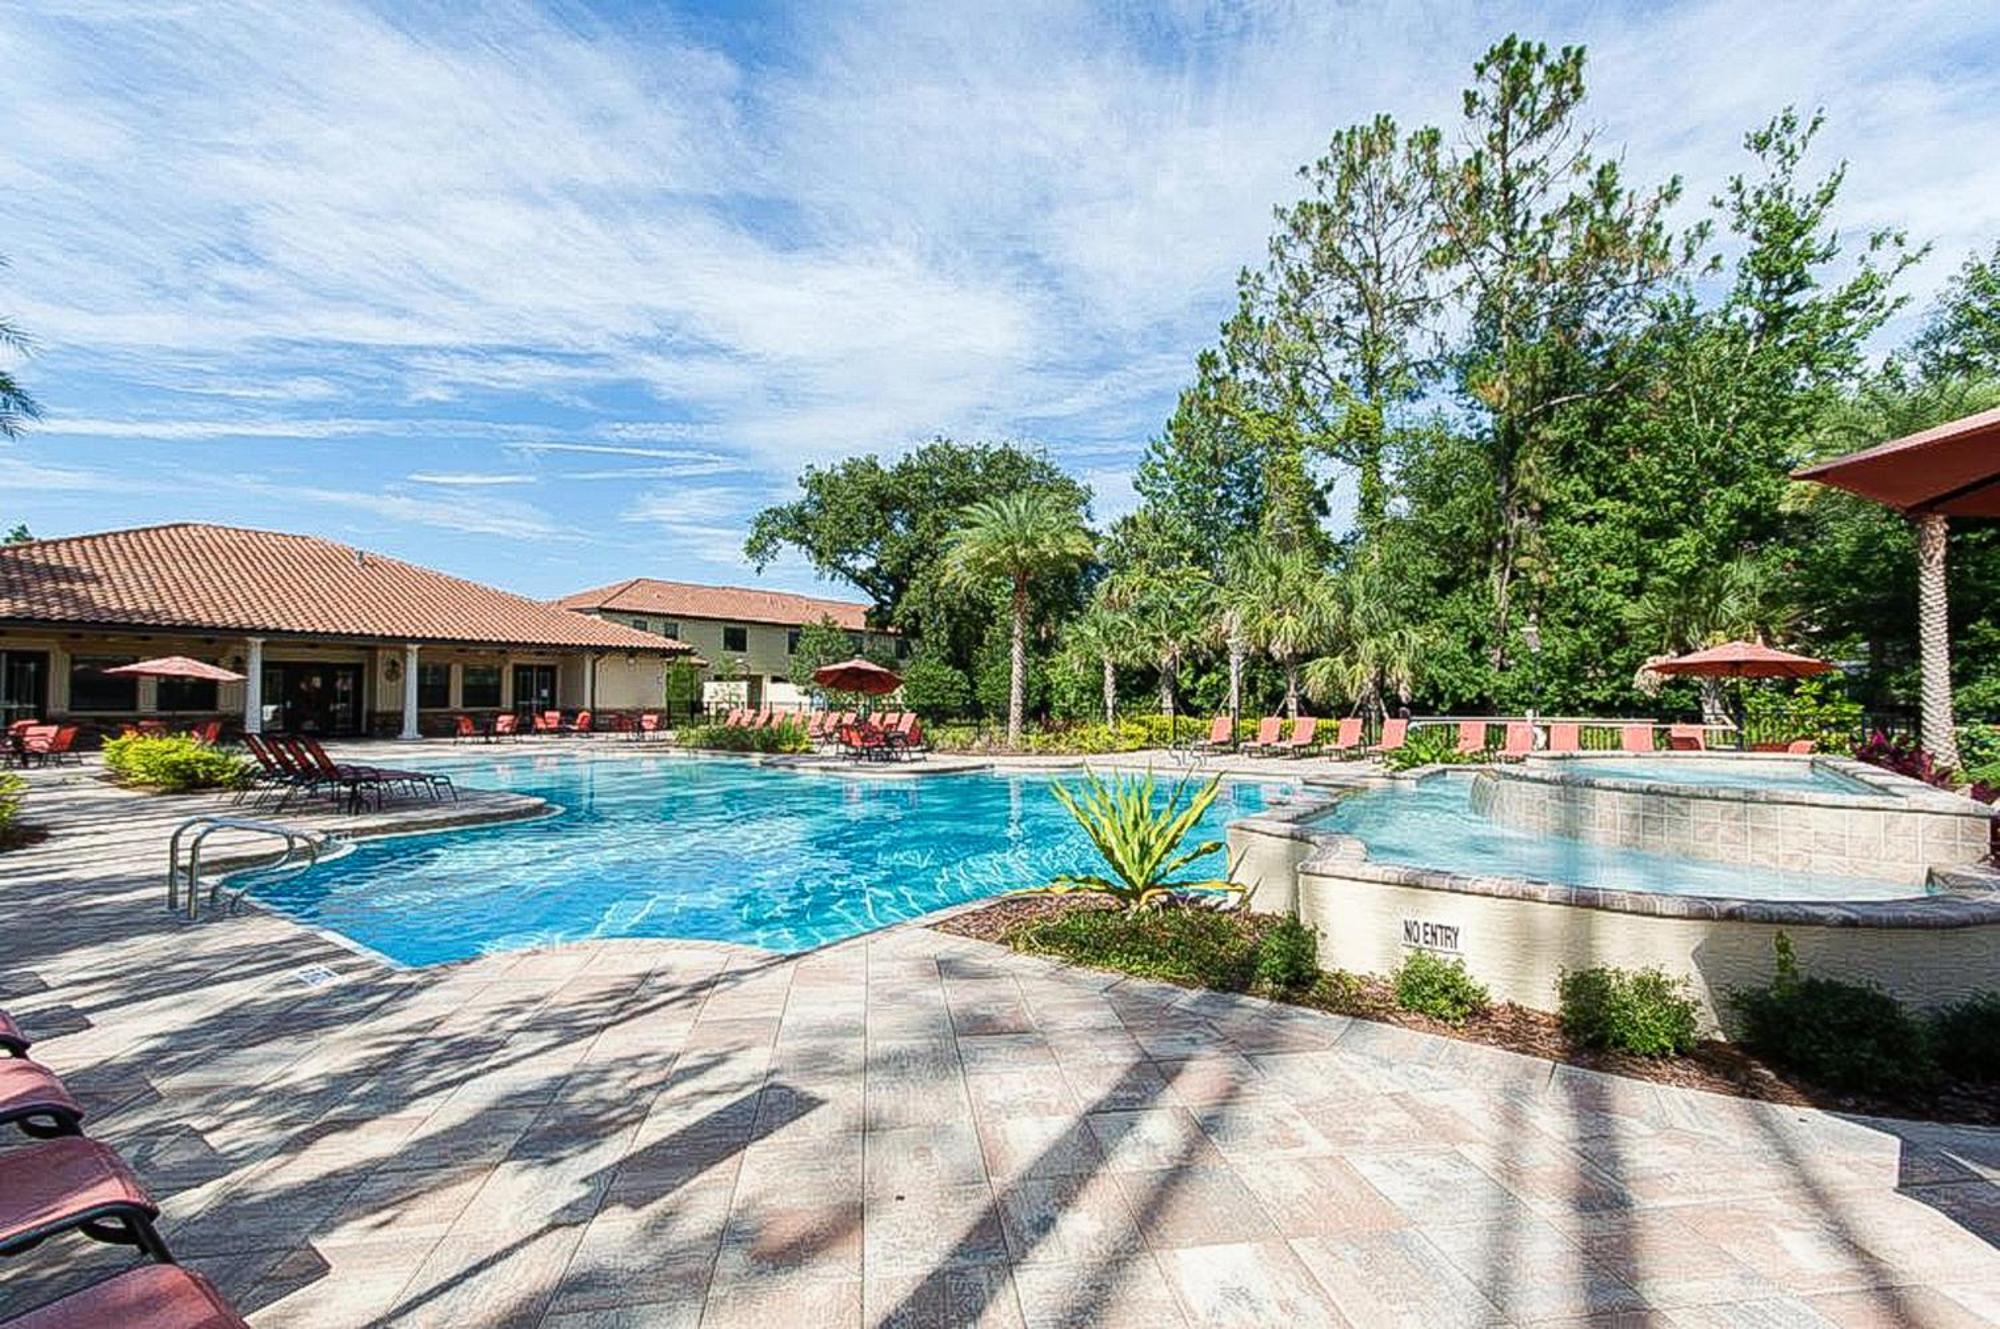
[0, 524, 699, 738]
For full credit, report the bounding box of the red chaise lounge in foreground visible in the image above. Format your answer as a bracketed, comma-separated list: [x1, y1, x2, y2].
[0, 1059, 85, 1139]
[2, 1264, 249, 1329]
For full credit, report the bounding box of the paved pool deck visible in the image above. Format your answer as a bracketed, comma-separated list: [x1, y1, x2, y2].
[1, 758, 1997, 1327]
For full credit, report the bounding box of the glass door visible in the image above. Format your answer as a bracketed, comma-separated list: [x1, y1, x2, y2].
[512, 664, 557, 717]
[0, 650, 49, 726]
[263, 662, 364, 734]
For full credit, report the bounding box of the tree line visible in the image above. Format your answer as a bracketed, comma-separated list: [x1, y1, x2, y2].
[748, 35, 1999, 746]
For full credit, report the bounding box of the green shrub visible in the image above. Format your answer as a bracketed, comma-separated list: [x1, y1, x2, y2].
[1956, 723, 2000, 789]
[1009, 905, 1262, 990]
[100, 734, 250, 792]
[1558, 966, 1701, 1057]
[1393, 949, 1490, 1024]
[0, 771, 24, 842]
[678, 722, 811, 754]
[1254, 915, 1320, 993]
[1931, 992, 2000, 1083]
[1383, 725, 1482, 772]
[1728, 934, 1938, 1094]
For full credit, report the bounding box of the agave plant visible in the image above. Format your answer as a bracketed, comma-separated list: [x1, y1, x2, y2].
[1040, 768, 1239, 912]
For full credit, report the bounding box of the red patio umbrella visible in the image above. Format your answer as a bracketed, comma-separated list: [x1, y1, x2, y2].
[810, 658, 902, 696]
[102, 656, 246, 683]
[1649, 641, 1833, 680]
[1793, 404, 2000, 766]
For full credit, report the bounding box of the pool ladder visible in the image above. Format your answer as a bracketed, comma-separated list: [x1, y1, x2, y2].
[166, 816, 327, 921]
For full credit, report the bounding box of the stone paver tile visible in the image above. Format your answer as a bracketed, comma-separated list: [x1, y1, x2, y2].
[1128, 1023, 1233, 1060]
[1423, 1215, 1647, 1322]
[1154, 1054, 1274, 1108]
[1802, 1285, 1999, 1328]
[1457, 1134, 1635, 1217]
[995, 1170, 1147, 1267]
[697, 1274, 863, 1328]
[1290, 1091, 1429, 1152]
[713, 1197, 864, 1285]
[1191, 1098, 1336, 1160]
[975, 1111, 1106, 1183]
[1087, 1107, 1227, 1172]
[540, 1299, 704, 1327]
[1291, 1230, 1509, 1328]
[1346, 1147, 1536, 1229]
[1244, 1050, 1391, 1102]
[957, 1033, 1058, 1074]
[865, 1183, 1009, 1273]
[867, 1073, 976, 1132]
[1156, 1239, 1351, 1328]
[1231, 1156, 1406, 1238]
[950, 996, 1037, 1037]
[320, 1164, 494, 1242]
[734, 1131, 864, 1209]
[542, 1213, 716, 1316]
[1565, 1208, 1788, 1309]
[1670, 1199, 1889, 1297]
[1662, 1298, 1842, 1327]
[867, 1120, 990, 1195]
[380, 1105, 544, 1172]
[1113, 1164, 1279, 1251]
[965, 1065, 1081, 1119]
[382, 1222, 586, 1328]
[866, 1265, 1024, 1329]
[1009, 1253, 1189, 1329]
[1053, 1056, 1171, 1111]
[242, 1236, 438, 1329]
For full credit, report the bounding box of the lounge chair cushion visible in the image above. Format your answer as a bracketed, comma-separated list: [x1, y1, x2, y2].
[0, 1137, 157, 1254]
[0, 1059, 84, 1136]
[0, 1010, 28, 1057]
[4, 1265, 248, 1329]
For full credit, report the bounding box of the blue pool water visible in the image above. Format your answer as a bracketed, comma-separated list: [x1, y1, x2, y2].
[1315, 775, 1917, 901]
[1547, 757, 1879, 795]
[242, 755, 1294, 964]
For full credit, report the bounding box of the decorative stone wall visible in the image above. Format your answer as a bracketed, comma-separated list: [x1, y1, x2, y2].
[1469, 761, 1995, 886]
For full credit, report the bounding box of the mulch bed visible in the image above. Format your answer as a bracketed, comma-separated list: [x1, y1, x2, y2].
[933, 897, 1999, 1126]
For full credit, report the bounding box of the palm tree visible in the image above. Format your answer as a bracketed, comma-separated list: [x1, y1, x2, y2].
[1233, 546, 1337, 718]
[1063, 598, 1137, 728]
[1304, 559, 1424, 717]
[1104, 564, 1214, 729]
[0, 257, 42, 440]
[941, 491, 1095, 747]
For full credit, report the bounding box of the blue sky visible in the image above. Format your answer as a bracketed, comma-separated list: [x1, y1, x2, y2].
[3, 0, 1998, 600]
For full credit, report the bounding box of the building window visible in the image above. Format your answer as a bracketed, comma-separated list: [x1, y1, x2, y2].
[627, 616, 649, 631]
[157, 675, 218, 712]
[659, 621, 679, 640]
[786, 629, 801, 656]
[68, 656, 139, 712]
[461, 664, 502, 708]
[418, 662, 452, 709]
[723, 625, 748, 652]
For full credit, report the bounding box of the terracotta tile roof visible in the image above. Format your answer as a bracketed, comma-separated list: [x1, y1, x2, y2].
[554, 577, 880, 632]
[0, 523, 697, 654]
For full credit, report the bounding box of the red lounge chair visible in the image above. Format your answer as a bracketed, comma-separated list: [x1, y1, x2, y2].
[1549, 722, 1580, 753]
[493, 713, 520, 740]
[837, 723, 888, 761]
[639, 713, 663, 741]
[1191, 715, 1234, 752]
[0, 1010, 30, 1058]
[1620, 724, 1655, 753]
[1501, 722, 1534, 759]
[1369, 717, 1408, 756]
[1, 1059, 84, 1138]
[569, 710, 593, 736]
[2, 1264, 250, 1329]
[453, 714, 479, 742]
[189, 721, 223, 746]
[1325, 716, 1364, 758]
[885, 714, 927, 759]
[1455, 720, 1487, 755]
[1667, 724, 1706, 751]
[0, 1136, 173, 1263]
[1241, 716, 1284, 755]
[1274, 715, 1319, 757]
[1787, 739, 1815, 754]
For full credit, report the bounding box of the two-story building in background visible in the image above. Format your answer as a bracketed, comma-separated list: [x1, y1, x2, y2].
[553, 578, 900, 712]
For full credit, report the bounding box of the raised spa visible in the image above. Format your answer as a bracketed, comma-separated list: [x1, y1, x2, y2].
[1229, 755, 2000, 1025]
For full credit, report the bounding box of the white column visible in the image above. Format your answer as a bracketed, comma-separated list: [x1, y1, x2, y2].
[400, 644, 421, 740]
[243, 637, 265, 735]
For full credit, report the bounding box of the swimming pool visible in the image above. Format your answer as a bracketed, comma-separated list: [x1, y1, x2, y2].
[241, 755, 1294, 964]
[1535, 756, 1880, 795]
[1312, 774, 1916, 901]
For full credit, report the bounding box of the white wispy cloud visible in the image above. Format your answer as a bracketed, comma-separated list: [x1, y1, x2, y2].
[406, 471, 535, 487]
